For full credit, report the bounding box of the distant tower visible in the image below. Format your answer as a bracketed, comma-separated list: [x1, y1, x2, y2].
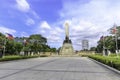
[82, 40, 89, 50]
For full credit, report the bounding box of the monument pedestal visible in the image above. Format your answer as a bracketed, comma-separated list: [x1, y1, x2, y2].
[60, 38, 74, 55]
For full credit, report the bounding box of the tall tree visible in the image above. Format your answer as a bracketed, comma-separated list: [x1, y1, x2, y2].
[0, 32, 5, 46]
[97, 36, 116, 53]
[29, 34, 47, 44]
[28, 34, 47, 53]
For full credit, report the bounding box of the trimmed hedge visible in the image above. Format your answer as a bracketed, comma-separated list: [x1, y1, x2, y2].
[39, 54, 49, 57]
[88, 55, 120, 71]
[0, 55, 39, 62]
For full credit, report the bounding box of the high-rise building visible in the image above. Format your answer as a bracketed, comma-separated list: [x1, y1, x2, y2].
[82, 40, 89, 50]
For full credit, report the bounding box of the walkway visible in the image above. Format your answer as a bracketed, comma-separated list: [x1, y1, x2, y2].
[0, 57, 120, 80]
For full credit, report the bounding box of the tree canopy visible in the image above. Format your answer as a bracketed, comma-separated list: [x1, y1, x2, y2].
[0, 33, 56, 55]
[95, 25, 120, 53]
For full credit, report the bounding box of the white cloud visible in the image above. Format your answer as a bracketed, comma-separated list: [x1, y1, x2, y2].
[40, 30, 46, 34]
[33, 20, 64, 48]
[47, 34, 63, 48]
[46, 27, 64, 48]
[57, 0, 120, 50]
[50, 27, 64, 36]
[40, 21, 51, 30]
[33, 21, 51, 36]
[31, 11, 40, 19]
[55, 27, 64, 33]
[16, 0, 30, 12]
[47, 35, 61, 43]
[26, 18, 35, 26]
[0, 26, 16, 35]
[15, 0, 40, 20]
[20, 32, 29, 37]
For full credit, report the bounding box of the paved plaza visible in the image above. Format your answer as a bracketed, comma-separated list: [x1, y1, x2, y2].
[0, 57, 120, 80]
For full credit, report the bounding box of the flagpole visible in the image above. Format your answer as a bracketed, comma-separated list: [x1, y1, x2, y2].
[115, 34, 118, 57]
[3, 38, 6, 58]
[103, 36, 105, 56]
[112, 23, 119, 57]
[115, 26, 119, 57]
[102, 32, 105, 56]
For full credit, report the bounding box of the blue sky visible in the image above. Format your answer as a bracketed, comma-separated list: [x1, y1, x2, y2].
[0, 0, 120, 50]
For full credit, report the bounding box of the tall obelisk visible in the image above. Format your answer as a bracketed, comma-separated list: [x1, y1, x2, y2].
[65, 23, 69, 39]
[59, 22, 74, 55]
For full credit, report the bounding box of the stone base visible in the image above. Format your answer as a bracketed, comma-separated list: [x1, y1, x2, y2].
[60, 43, 74, 55]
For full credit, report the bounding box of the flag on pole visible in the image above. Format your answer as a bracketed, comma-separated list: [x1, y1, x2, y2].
[5, 33, 14, 40]
[111, 27, 117, 34]
[100, 36, 104, 41]
[24, 39, 26, 43]
[23, 39, 28, 46]
[109, 24, 118, 34]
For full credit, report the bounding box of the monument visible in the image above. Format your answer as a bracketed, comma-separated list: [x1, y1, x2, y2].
[59, 22, 74, 55]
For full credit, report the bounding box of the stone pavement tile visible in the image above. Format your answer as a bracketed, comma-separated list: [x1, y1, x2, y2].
[0, 70, 19, 79]
[60, 72, 74, 80]
[0, 70, 54, 80]
[0, 57, 120, 80]
[84, 72, 119, 80]
[73, 73, 87, 80]
[47, 72, 65, 80]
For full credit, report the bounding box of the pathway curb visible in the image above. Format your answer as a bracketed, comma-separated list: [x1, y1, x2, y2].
[88, 57, 120, 75]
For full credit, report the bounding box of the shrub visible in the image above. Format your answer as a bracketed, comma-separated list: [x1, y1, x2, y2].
[40, 54, 49, 57]
[0, 55, 39, 62]
[88, 55, 120, 71]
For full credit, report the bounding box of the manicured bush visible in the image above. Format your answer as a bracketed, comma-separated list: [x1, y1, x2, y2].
[39, 54, 49, 57]
[88, 55, 120, 71]
[0, 55, 39, 62]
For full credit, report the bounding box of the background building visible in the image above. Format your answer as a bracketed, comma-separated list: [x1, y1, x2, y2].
[82, 40, 89, 50]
